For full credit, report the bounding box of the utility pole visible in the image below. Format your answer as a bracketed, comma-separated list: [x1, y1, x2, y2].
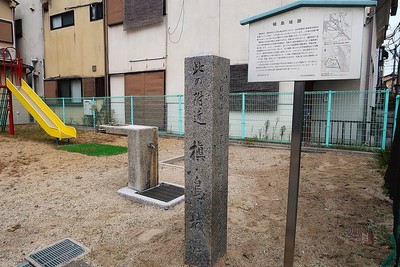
[378, 46, 388, 90]
[392, 45, 398, 94]
[397, 45, 400, 95]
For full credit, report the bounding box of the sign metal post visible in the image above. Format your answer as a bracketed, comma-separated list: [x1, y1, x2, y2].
[283, 81, 305, 267]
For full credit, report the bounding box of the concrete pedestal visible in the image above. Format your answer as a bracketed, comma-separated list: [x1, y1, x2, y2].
[99, 125, 158, 192]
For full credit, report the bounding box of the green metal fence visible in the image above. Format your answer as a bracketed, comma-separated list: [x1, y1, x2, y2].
[0, 88, 8, 132]
[43, 89, 396, 150]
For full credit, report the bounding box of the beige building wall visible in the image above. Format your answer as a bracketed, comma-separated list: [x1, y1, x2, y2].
[44, 0, 104, 79]
[0, 1, 13, 20]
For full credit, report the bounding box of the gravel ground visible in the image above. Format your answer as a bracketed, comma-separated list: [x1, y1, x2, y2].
[0, 125, 393, 267]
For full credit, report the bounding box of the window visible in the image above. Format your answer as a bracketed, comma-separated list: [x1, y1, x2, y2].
[163, 0, 166, 15]
[15, 19, 22, 39]
[95, 77, 105, 97]
[82, 77, 105, 97]
[90, 3, 103, 21]
[51, 11, 74, 30]
[58, 79, 82, 103]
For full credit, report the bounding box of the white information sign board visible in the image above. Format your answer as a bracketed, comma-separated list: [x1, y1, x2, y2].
[248, 7, 365, 82]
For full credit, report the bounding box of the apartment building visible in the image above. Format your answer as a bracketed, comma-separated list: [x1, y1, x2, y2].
[15, 0, 45, 96]
[42, 0, 105, 101]
[106, 0, 397, 135]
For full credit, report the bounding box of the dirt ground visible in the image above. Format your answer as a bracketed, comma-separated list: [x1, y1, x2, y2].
[0, 125, 393, 267]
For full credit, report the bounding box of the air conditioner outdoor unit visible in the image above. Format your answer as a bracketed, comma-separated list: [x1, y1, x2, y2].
[0, 48, 16, 61]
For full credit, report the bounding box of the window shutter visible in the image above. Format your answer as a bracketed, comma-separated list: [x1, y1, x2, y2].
[107, 0, 124, 26]
[0, 20, 13, 43]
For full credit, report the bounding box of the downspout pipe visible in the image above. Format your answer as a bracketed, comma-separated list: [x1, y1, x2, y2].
[12, 8, 16, 49]
[361, 7, 374, 143]
[31, 59, 38, 93]
[103, 0, 109, 97]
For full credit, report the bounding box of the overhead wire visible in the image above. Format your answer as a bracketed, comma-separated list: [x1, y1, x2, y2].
[386, 22, 400, 39]
[168, 0, 185, 44]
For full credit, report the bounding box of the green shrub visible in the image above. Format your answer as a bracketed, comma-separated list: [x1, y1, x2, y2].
[378, 150, 391, 170]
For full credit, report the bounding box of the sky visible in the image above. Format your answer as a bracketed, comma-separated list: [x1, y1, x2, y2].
[383, 12, 400, 75]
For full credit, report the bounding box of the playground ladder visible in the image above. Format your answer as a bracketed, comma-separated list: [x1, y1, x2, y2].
[0, 88, 8, 132]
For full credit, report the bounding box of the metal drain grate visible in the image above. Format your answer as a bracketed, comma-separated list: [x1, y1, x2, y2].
[16, 262, 34, 267]
[138, 183, 184, 202]
[26, 238, 90, 267]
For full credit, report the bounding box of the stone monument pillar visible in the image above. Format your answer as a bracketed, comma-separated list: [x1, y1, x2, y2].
[184, 55, 230, 266]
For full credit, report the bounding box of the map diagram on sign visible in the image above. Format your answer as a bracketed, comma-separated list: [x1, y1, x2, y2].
[321, 12, 353, 75]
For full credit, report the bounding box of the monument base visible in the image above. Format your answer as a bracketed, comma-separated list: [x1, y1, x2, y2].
[118, 182, 185, 209]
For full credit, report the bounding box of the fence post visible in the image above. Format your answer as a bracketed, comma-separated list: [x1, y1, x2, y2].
[130, 96, 134, 125]
[381, 89, 390, 150]
[92, 97, 96, 129]
[241, 92, 246, 139]
[62, 97, 66, 123]
[394, 95, 400, 141]
[178, 94, 183, 136]
[325, 91, 333, 146]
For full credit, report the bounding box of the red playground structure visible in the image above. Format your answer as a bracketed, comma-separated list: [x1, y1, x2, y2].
[0, 47, 24, 135]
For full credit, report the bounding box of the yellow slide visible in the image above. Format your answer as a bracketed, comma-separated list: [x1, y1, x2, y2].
[6, 78, 77, 140]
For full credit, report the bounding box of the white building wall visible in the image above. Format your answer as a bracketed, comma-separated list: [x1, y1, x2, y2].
[4, 96, 40, 125]
[110, 75, 125, 124]
[107, 0, 294, 95]
[10, 96, 31, 124]
[165, 1, 220, 95]
[166, 0, 288, 95]
[15, 0, 45, 97]
[107, 1, 297, 134]
[108, 23, 167, 74]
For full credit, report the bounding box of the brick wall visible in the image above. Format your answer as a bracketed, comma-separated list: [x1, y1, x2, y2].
[83, 78, 95, 97]
[44, 80, 57, 98]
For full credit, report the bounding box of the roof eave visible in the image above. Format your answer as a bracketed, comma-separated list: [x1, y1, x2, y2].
[240, 0, 378, 25]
